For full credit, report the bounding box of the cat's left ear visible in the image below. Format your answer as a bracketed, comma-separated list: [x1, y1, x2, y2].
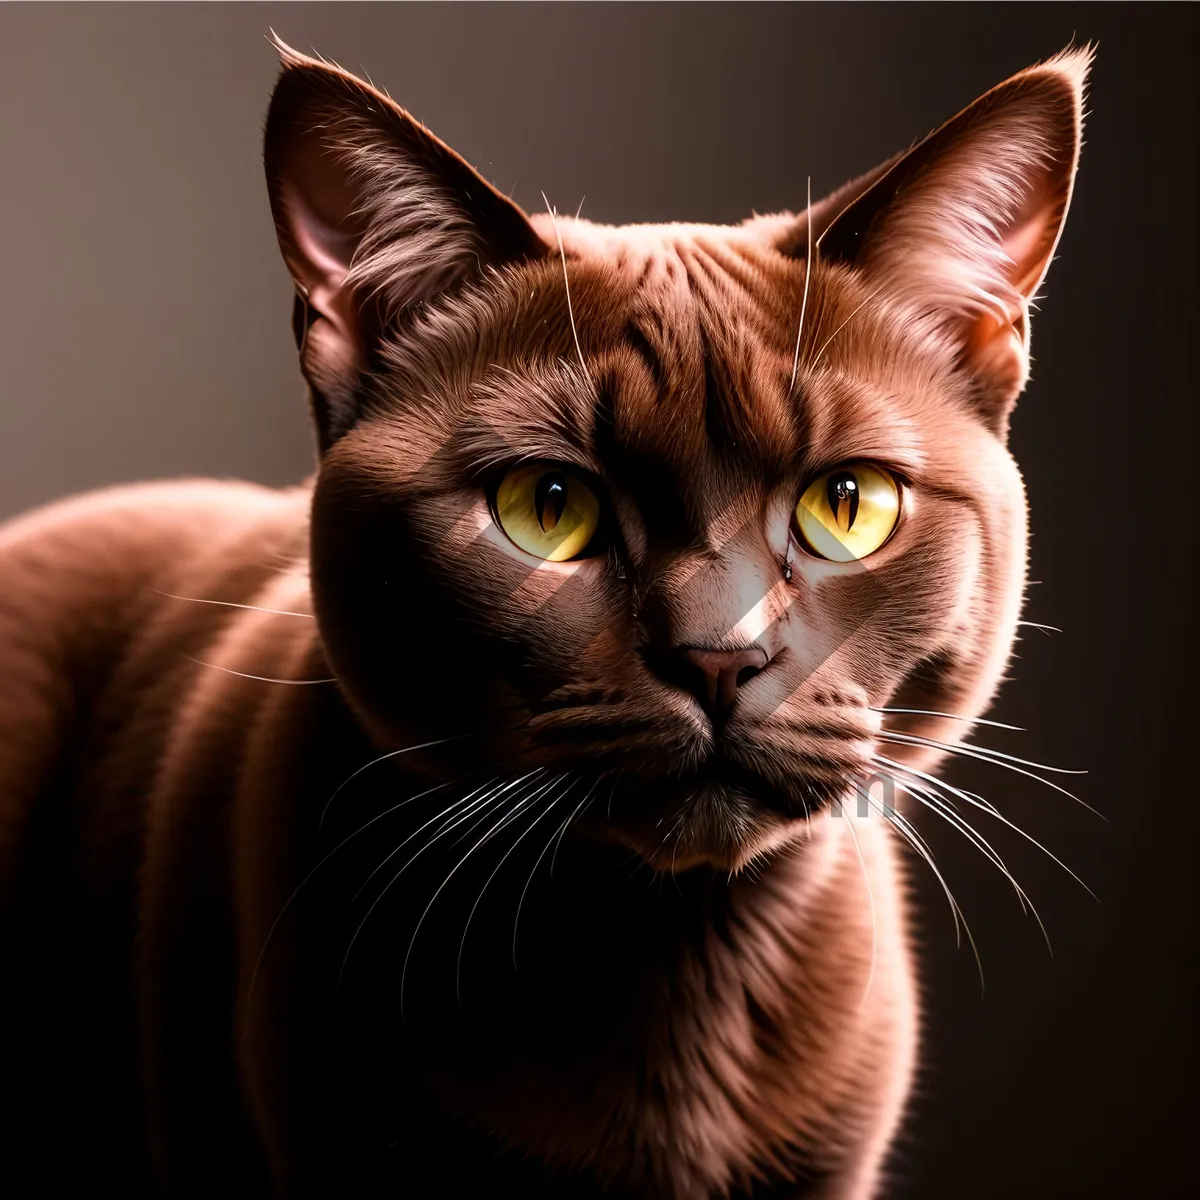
[817, 46, 1091, 430]
[263, 36, 546, 450]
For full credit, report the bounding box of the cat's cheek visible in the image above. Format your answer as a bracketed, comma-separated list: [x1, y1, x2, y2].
[480, 544, 611, 636]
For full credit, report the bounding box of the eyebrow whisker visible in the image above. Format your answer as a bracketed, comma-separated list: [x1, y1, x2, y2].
[541, 192, 594, 392]
[788, 175, 814, 397]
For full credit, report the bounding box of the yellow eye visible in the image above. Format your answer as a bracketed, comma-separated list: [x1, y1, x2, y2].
[494, 463, 602, 562]
[794, 463, 901, 562]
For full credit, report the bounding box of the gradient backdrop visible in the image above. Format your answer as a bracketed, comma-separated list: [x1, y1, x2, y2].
[1, 5, 1195, 1197]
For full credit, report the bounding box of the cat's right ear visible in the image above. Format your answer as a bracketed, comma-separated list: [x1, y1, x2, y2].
[786, 47, 1090, 433]
[263, 36, 546, 450]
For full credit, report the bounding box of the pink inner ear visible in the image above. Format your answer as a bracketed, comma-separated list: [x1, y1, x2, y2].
[280, 177, 367, 372]
[958, 180, 1062, 406]
[1000, 188, 1067, 302]
[963, 161, 1073, 398]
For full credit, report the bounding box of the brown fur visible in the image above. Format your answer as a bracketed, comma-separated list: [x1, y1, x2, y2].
[0, 39, 1088, 1198]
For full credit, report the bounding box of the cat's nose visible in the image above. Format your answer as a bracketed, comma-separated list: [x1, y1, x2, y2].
[660, 646, 769, 721]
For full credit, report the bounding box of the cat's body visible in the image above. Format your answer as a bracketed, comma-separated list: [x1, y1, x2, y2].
[0, 40, 1087, 1198]
[0, 479, 912, 1197]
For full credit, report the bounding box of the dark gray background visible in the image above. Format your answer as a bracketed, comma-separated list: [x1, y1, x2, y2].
[1, 4, 1195, 1197]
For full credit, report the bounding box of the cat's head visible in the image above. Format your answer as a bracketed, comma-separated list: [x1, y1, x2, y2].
[265, 38, 1088, 871]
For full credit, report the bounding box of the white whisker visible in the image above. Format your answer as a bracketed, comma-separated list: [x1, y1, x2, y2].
[320, 734, 470, 828]
[401, 781, 546, 1017]
[889, 769, 1055, 957]
[513, 777, 599, 969]
[348, 774, 509, 905]
[542, 192, 593, 388]
[880, 728, 1084, 776]
[858, 785, 984, 990]
[788, 175, 814, 395]
[455, 774, 572, 1006]
[241, 768, 485, 1040]
[550, 777, 599, 878]
[871, 706, 1024, 732]
[878, 729, 1104, 821]
[184, 656, 334, 685]
[155, 589, 314, 619]
[339, 773, 540, 997]
[884, 767, 1042, 927]
[878, 753, 1096, 902]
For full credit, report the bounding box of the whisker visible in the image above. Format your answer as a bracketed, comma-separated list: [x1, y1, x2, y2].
[881, 766, 1045, 936]
[513, 810, 575, 967]
[542, 192, 593, 388]
[155, 589, 314, 619]
[788, 174, 814, 396]
[340, 777, 528, 984]
[513, 777, 599, 969]
[400, 783, 546, 1017]
[882, 765, 1055, 960]
[885, 769, 1027, 904]
[348, 774, 510, 905]
[862, 789, 961, 938]
[877, 753, 1096, 901]
[879, 729, 1084, 776]
[907, 776, 1055, 957]
[241, 766, 490, 1040]
[455, 773, 573, 1007]
[442, 771, 549, 852]
[864, 790, 986, 992]
[320, 734, 473, 829]
[184, 655, 334, 685]
[953, 786, 1003, 820]
[1017, 620, 1062, 634]
[871, 706, 1024, 732]
[878, 729, 1104, 821]
[340, 773, 540, 996]
[550, 776, 600, 878]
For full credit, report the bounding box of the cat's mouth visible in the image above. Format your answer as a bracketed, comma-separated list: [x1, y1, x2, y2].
[591, 749, 850, 873]
[667, 754, 814, 819]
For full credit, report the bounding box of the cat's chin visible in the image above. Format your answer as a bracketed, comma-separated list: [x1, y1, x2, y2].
[640, 811, 803, 875]
[586, 778, 821, 875]
[577, 750, 853, 873]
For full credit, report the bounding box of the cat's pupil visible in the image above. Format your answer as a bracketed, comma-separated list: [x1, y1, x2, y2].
[536, 473, 568, 533]
[827, 472, 860, 533]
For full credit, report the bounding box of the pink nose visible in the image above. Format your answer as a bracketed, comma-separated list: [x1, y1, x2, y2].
[666, 646, 769, 719]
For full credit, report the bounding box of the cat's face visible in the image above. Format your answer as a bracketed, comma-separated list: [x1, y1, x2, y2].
[267, 40, 1087, 870]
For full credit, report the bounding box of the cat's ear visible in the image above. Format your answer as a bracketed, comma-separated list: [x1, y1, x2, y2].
[816, 46, 1091, 430]
[263, 36, 547, 449]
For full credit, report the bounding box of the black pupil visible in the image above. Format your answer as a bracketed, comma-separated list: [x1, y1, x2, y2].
[826, 471, 860, 531]
[535, 473, 568, 533]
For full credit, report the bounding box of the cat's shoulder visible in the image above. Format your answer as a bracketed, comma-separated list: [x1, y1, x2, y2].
[0, 479, 313, 869]
[0, 477, 311, 634]
[1, 477, 308, 554]
[2, 472, 309, 571]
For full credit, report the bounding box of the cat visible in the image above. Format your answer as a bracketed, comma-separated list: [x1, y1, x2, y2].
[0, 35, 1089, 1199]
